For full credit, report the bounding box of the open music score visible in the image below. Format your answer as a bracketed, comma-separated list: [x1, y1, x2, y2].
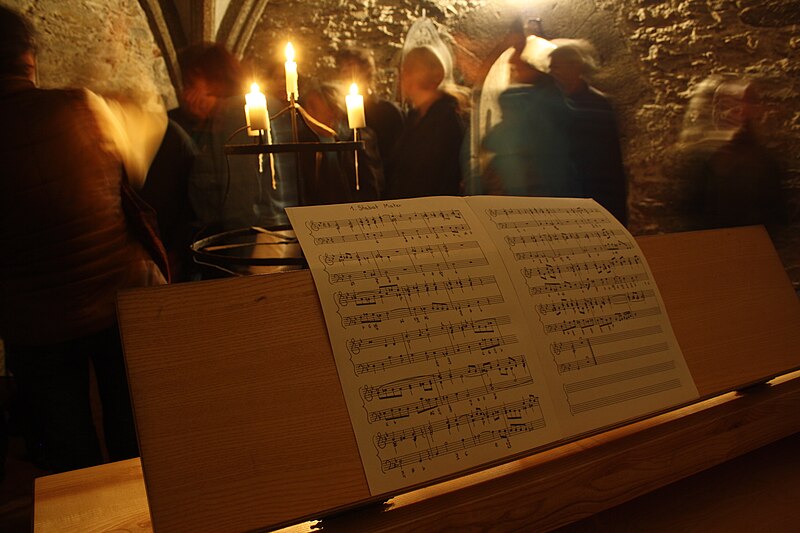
[287, 196, 697, 495]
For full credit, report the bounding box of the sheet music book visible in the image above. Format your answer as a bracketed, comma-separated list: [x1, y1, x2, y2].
[286, 196, 698, 495]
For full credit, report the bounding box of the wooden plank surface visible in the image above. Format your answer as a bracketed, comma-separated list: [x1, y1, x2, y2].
[116, 226, 800, 533]
[638, 226, 800, 395]
[34, 372, 800, 532]
[34, 459, 149, 533]
[319, 370, 800, 532]
[118, 272, 365, 533]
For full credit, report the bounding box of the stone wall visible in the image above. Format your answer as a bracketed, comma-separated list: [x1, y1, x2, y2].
[247, 0, 799, 283]
[1, 0, 796, 283]
[2, 0, 175, 108]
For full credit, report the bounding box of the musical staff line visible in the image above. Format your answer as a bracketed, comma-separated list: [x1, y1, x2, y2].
[505, 228, 627, 247]
[568, 379, 682, 415]
[513, 241, 633, 260]
[368, 375, 534, 422]
[342, 295, 505, 327]
[322, 241, 481, 265]
[544, 306, 662, 334]
[329, 256, 489, 284]
[487, 206, 603, 218]
[528, 273, 651, 295]
[496, 217, 607, 230]
[536, 290, 655, 315]
[550, 325, 663, 356]
[373, 395, 541, 450]
[335, 276, 498, 307]
[353, 335, 520, 375]
[380, 418, 545, 472]
[313, 223, 471, 245]
[557, 342, 669, 373]
[347, 316, 512, 355]
[308, 209, 464, 231]
[522, 255, 643, 279]
[564, 361, 677, 394]
[361, 356, 528, 401]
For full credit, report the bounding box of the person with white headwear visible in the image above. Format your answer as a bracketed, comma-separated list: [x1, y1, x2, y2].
[384, 45, 466, 199]
[671, 74, 785, 231]
[481, 35, 577, 198]
[548, 38, 628, 225]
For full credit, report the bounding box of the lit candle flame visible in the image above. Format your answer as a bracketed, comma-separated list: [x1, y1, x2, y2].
[250, 82, 260, 94]
[285, 42, 295, 62]
[349, 83, 359, 96]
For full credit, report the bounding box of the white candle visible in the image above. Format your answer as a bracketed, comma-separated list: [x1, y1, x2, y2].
[345, 82, 366, 129]
[245, 82, 269, 134]
[285, 42, 299, 101]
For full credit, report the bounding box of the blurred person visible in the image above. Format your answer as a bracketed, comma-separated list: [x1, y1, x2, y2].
[139, 119, 196, 282]
[299, 79, 383, 204]
[548, 39, 628, 225]
[169, 43, 244, 138]
[335, 47, 403, 177]
[673, 74, 785, 231]
[178, 43, 297, 235]
[0, 6, 168, 472]
[384, 46, 466, 199]
[481, 35, 577, 198]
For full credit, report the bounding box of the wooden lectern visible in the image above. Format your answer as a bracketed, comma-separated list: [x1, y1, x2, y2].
[34, 226, 800, 532]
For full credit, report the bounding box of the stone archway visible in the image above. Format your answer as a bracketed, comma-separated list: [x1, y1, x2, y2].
[138, 0, 271, 94]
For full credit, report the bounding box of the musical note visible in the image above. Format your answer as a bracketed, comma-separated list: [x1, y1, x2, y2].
[521, 255, 643, 280]
[379, 418, 545, 472]
[346, 316, 512, 355]
[321, 241, 481, 266]
[513, 240, 633, 260]
[527, 273, 651, 295]
[550, 325, 663, 356]
[341, 295, 505, 327]
[368, 375, 534, 422]
[313, 223, 472, 245]
[335, 276, 498, 308]
[487, 206, 602, 218]
[373, 395, 541, 450]
[536, 290, 654, 315]
[556, 341, 669, 373]
[360, 356, 529, 402]
[328, 257, 489, 284]
[543, 306, 662, 334]
[504, 228, 626, 247]
[308, 210, 464, 232]
[352, 335, 519, 375]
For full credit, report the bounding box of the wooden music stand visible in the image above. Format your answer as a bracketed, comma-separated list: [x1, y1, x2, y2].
[105, 225, 800, 532]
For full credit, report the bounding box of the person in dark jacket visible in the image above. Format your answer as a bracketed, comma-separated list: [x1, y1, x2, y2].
[299, 79, 383, 204]
[481, 35, 577, 200]
[335, 47, 403, 180]
[671, 74, 786, 232]
[0, 6, 167, 472]
[384, 46, 466, 199]
[548, 39, 628, 225]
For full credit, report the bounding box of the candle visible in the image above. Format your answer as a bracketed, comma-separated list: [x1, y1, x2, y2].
[285, 42, 299, 101]
[345, 82, 366, 129]
[245, 82, 269, 133]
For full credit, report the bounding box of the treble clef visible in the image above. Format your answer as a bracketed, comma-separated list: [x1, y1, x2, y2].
[361, 385, 375, 402]
[347, 338, 361, 355]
